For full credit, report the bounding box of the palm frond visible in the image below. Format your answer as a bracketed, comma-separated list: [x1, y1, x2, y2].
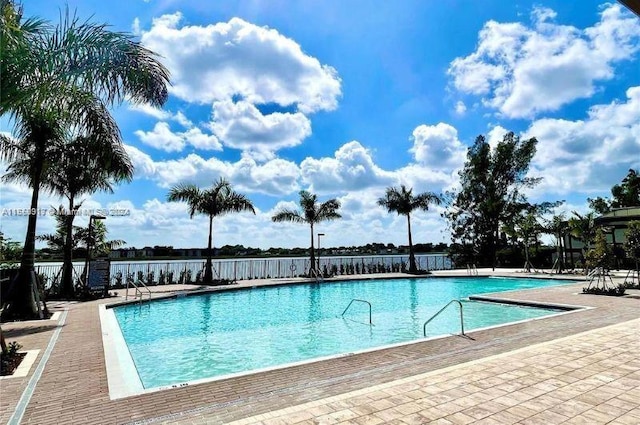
[272, 209, 305, 223]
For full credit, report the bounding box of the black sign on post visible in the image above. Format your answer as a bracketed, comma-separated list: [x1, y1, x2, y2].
[88, 257, 111, 293]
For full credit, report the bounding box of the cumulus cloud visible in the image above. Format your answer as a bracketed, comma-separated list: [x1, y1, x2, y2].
[300, 141, 395, 193]
[140, 15, 341, 113]
[135, 122, 222, 152]
[209, 100, 311, 159]
[125, 145, 300, 195]
[454, 101, 467, 115]
[135, 14, 341, 157]
[486, 125, 510, 150]
[448, 3, 640, 118]
[409, 123, 466, 171]
[525, 86, 640, 195]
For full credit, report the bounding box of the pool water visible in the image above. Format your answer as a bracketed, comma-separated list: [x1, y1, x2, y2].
[113, 277, 571, 389]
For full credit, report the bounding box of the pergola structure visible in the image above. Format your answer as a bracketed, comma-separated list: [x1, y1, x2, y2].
[619, 0, 640, 16]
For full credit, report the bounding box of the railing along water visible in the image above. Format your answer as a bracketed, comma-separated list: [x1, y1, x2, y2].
[29, 253, 452, 290]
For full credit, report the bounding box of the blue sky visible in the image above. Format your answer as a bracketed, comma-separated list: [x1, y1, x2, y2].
[1, 0, 639, 250]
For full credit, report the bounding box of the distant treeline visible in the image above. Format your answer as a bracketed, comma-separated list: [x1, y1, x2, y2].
[31, 242, 449, 261]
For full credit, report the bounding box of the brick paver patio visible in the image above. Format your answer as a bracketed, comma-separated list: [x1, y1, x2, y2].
[1, 270, 639, 424]
[220, 318, 640, 425]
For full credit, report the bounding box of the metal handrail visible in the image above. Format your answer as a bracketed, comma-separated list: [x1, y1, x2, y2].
[342, 299, 372, 325]
[423, 299, 465, 337]
[125, 279, 152, 302]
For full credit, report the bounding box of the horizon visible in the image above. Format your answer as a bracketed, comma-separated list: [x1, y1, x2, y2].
[1, 0, 639, 250]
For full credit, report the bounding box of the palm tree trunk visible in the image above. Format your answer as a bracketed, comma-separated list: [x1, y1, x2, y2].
[204, 215, 213, 283]
[61, 198, 76, 298]
[407, 214, 417, 273]
[1, 144, 44, 320]
[309, 223, 316, 276]
[524, 243, 531, 272]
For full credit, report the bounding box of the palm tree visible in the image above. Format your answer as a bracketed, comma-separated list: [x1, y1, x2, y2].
[568, 211, 597, 272]
[0, 0, 46, 113]
[545, 214, 569, 273]
[0, 5, 169, 319]
[272, 191, 341, 276]
[378, 185, 441, 273]
[511, 212, 541, 272]
[48, 136, 132, 297]
[167, 179, 255, 283]
[37, 209, 126, 293]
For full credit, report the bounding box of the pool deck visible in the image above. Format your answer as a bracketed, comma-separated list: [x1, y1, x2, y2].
[1, 269, 638, 424]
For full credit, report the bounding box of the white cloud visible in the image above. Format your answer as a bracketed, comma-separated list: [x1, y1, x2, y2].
[128, 104, 194, 128]
[132, 17, 141, 36]
[135, 122, 185, 151]
[525, 86, 640, 195]
[210, 100, 311, 159]
[126, 145, 300, 195]
[300, 141, 395, 193]
[135, 122, 222, 152]
[449, 3, 640, 118]
[454, 101, 467, 115]
[409, 123, 466, 171]
[486, 125, 510, 150]
[140, 15, 341, 114]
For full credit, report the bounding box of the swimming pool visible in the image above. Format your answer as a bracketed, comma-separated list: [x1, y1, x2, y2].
[110, 276, 575, 390]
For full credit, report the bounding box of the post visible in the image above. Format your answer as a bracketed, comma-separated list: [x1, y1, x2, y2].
[317, 233, 325, 273]
[83, 214, 106, 286]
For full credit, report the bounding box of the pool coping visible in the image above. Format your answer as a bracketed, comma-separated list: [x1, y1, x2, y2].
[100, 277, 591, 400]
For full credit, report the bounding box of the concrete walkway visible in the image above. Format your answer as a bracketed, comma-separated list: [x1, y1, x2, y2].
[1, 271, 639, 424]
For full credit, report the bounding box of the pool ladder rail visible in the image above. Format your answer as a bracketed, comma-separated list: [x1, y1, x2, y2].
[466, 264, 478, 275]
[423, 299, 468, 338]
[342, 298, 373, 325]
[125, 279, 152, 302]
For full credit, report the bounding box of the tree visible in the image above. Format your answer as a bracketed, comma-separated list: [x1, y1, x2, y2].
[585, 228, 613, 283]
[167, 179, 255, 283]
[568, 211, 597, 270]
[444, 132, 540, 269]
[7, 134, 132, 298]
[544, 213, 569, 273]
[587, 169, 640, 214]
[0, 231, 22, 262]
[377, 185, 441, 273]
[0, 0, 46, 113]
[611, 169, 640, 208]
[624, 221, 640, 287]
[272, 191, 341, 276]
[508, 212, 541, 272]
[0, 5, 169, 319]
[37, 209, 126, 291]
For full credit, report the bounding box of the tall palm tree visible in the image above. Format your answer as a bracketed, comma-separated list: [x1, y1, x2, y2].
[272, 190, 341, 276]
[47, 136, 132, 297]
[0, 5, 169, 319]
[378, 185, 441, 273]
[167, 178, 255, 283]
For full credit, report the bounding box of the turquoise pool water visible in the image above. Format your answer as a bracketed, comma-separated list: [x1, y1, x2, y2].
[113, 277, 571, 389]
